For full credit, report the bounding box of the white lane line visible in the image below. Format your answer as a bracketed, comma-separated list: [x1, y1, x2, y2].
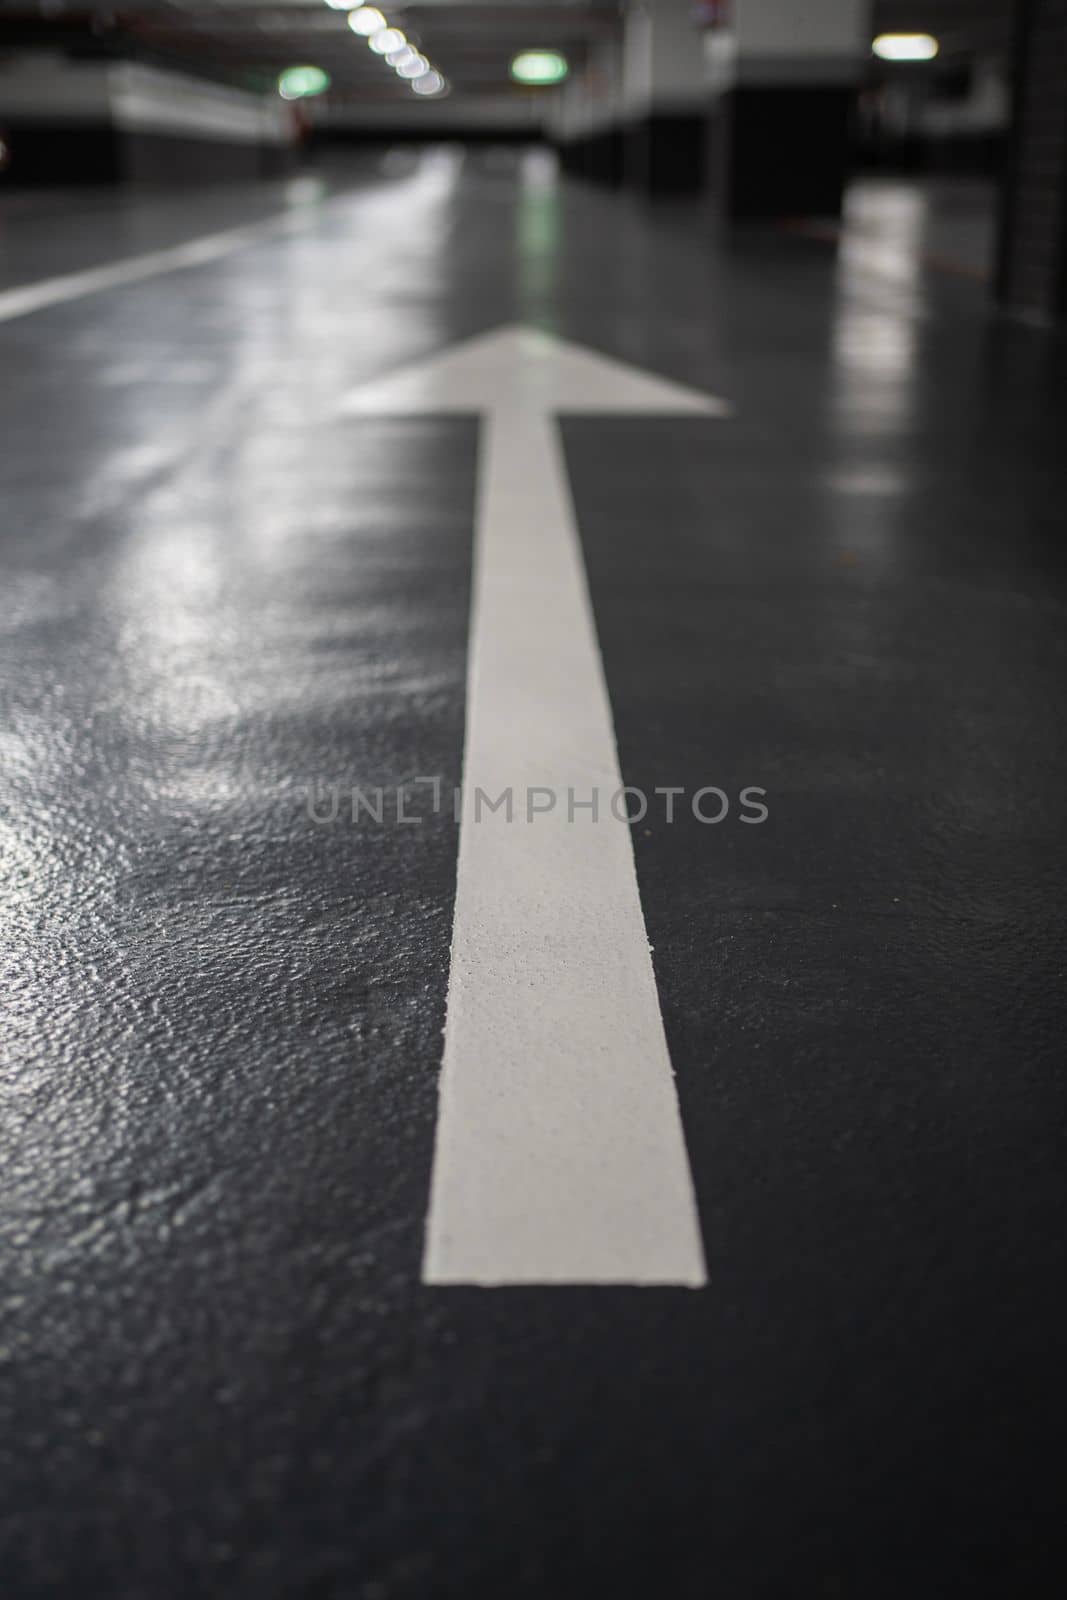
[0, 149, 461, 326]
[0, 219, 279, 325]
[344, 327, 729, 1285]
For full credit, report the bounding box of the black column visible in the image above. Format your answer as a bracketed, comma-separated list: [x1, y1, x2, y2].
[996, 0, 1067, 321]
[710, 83, 855, 221]
[624, 112, 707, 196]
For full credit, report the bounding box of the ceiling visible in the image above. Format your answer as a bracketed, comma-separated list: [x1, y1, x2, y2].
[0, 0, 1016, 104]
[0, 2, 619, 101]
[871, 0, 1014, 58]
[132, 1, 620, 101]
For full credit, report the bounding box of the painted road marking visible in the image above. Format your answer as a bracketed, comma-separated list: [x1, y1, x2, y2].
[0, 219, 283, 326]
[343, 327, 729, 1286]
[0, 156, 463, 328]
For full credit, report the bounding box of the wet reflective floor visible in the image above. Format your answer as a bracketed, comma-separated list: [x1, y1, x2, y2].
[1, 149, 1065, 1597]
[796, 175, 998, 284]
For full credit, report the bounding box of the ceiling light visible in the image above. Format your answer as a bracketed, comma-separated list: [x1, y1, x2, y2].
[412, 71, 446, 97]
[277, 65, 331, 100]
[872, 33, 939, 61]
[397, 55, 429, 79]
[510, 51, 569, 86]
[348, 7, 385, 36]
[369, 27, 406, 55]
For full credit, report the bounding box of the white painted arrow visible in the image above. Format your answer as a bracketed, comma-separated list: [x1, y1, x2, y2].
[342, 326, 729, 1286]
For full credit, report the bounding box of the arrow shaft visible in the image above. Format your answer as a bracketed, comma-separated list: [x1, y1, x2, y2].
[422, 405, 706, 1285]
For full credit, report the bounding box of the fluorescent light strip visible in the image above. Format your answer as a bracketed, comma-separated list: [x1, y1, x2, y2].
[872, 32, 939, 62]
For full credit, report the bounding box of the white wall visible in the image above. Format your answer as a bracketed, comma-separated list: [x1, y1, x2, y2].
[708, 0, 870, 88]
[623, 0, 708, 114]
[112, 65, 289, 146]
[550, 37, 623, 141]
[733, 0, 870, 58]
[0, 53, 290, 147]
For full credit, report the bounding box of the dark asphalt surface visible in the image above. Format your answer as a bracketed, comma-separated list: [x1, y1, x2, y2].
[1, 149, 1065, 1597]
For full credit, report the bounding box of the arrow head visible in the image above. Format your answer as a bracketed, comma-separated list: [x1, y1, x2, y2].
[340, 325, 731, 417]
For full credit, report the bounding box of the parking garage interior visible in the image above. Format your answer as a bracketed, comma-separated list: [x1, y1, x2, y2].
[1, 3, 1065, 1597]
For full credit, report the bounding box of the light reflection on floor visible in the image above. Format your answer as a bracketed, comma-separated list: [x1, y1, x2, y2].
[839, 176, 996, 285]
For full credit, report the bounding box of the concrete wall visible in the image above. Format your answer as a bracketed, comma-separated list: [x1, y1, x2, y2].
[551, 4, 708, 194]
[732, 0, 868, 65]
[551, 0, 868, 210]
[0, 55, 294, 187]
[622, 0, 706, 114]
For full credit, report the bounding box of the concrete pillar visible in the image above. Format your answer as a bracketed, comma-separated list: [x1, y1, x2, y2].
[551, 37, 626, 186]
[996, 0, 1067, 323]
[622, 0, 708, 195]
[707, 0, 869, 219]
